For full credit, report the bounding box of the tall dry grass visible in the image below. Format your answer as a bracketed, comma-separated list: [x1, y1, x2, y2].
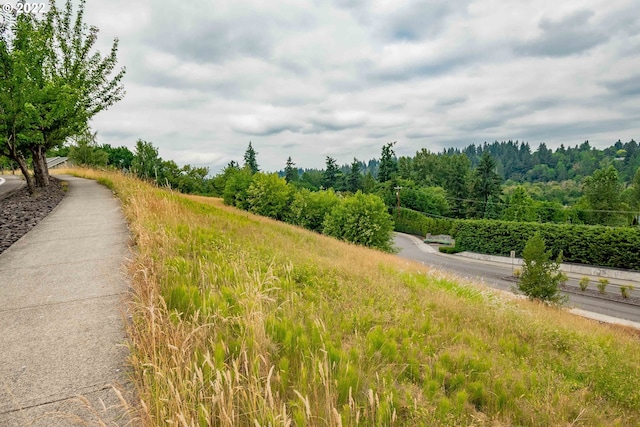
[59, 169, 640, 426]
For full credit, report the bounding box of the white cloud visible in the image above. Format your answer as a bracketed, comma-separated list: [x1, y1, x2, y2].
[78, 0, 640, 173]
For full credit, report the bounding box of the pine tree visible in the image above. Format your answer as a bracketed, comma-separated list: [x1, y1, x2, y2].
[284, 156, 297, 183]
[323, 156, 340, 189]
[347, 158, 362, 192]
[378, 142, 397, 182]
[471, 151, 502, 218]
[243, 142, 259, 174]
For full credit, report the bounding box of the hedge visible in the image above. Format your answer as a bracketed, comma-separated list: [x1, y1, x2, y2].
[451, 219, 640, 271]
[392, 207, 454, 237]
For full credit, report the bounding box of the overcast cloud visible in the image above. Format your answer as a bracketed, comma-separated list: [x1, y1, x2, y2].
[79, 0, 640, 173]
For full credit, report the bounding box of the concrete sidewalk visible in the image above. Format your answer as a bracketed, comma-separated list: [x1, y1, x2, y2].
[0, 176, 134, 426]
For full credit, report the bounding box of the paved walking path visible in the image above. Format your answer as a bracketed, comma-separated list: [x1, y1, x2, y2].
[0, 176, 133, 426]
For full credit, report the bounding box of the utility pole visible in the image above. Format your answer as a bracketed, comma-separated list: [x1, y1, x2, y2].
[394, 186, 402, 218]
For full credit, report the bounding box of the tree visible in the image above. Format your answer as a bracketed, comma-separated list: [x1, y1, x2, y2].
[132, 139, 162, 181]
[0, 0, 125, 190]
[247, 173, 292, 220]
[442, 154, 471, 218]
[102, 144, 134, 169]
[222, 167, 253, 209]
[629, 167, 640, 209]
[284, 156, 297, 183]
[503, 186, 537, 222]
[323, 191, 394, 252]
[322, 156, 340, 189]
[378, 141, 397, 182]
[401, 186, 450, 217]
[68, 129, 107, 167]
[243, 141, 259, 174]
[582, 165, 622, 225]
[34, 1, 124, 187]
[289, 188, 340, 232]
[471, 151, 502, 218]
[347, 158, 362, 192]
[517, 233, 567, 305]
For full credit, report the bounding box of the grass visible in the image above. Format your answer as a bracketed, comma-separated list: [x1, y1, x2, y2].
[58, 169, 640, 426]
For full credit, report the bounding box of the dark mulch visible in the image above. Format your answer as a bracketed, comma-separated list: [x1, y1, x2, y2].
[0, 178, 66, 255]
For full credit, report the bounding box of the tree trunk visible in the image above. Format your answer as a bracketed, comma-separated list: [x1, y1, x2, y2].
[15, 154, 36, 194]
[31, 146, 50, 187]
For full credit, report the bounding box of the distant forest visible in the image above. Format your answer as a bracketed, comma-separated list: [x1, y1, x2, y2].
[297, 139, 640, 185]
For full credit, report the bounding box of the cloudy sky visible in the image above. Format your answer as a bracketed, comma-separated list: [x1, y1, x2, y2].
[77, 0, 640, 173]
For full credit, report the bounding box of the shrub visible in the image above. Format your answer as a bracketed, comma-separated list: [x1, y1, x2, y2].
[451, 219, 640, 270]
[579, 277, 590, 291]
[513, 268, 522, 279]
[621, 285, 634, 299]
[439, 246, 464, 254]
[393, 207, 454, 236]
[517, 233, 567, 305]
[323, 191, 394, 252]
[246, 173, 292, 221]
[597, 279, 609, 294]
[289, 189, 340, 232]
[222, 168, 253, 209]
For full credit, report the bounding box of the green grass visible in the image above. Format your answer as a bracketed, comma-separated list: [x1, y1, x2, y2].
[60, 169, 640, 426]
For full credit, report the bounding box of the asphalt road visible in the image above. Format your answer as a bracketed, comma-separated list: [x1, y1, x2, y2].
[393, 233, 640, 323]
[0, 174, 24, 198]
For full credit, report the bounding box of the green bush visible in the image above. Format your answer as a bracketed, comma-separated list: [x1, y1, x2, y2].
[579, 277, 590, 291]
[393, 207, 454, 236]
[323, 191, 395, 252]
[439, 246, 464, 254]
[597, 279, 609, 294]
[289, 189, 340, 232]
[246, 173, 292, 220]
[451, 219, 640, 270]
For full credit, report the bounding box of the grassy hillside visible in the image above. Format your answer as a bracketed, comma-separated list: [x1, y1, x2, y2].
[65, 169, 640, 426]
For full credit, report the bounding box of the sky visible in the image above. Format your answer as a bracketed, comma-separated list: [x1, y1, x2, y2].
[71, 0, 640, 173]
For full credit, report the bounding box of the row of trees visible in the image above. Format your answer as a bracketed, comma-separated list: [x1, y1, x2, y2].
[211, 141, 640, 228]
[0, 0, 125, 193]
[215, 144, 395, 251]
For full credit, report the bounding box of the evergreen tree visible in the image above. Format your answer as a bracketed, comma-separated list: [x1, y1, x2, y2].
[518, 233, 567, 305]
[284, 156, 297, 183]
[470, 152, 502, 218]
[347, 158, 362, 192]
[323, 156, 340, 189]
[243, 141, 259, 173]
[378, 141, 397, 182]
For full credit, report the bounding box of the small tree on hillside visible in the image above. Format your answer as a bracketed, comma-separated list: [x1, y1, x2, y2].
[518, 232, 567, 305]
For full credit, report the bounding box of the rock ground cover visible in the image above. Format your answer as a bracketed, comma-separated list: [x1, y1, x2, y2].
[0, 178, 65, 254]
